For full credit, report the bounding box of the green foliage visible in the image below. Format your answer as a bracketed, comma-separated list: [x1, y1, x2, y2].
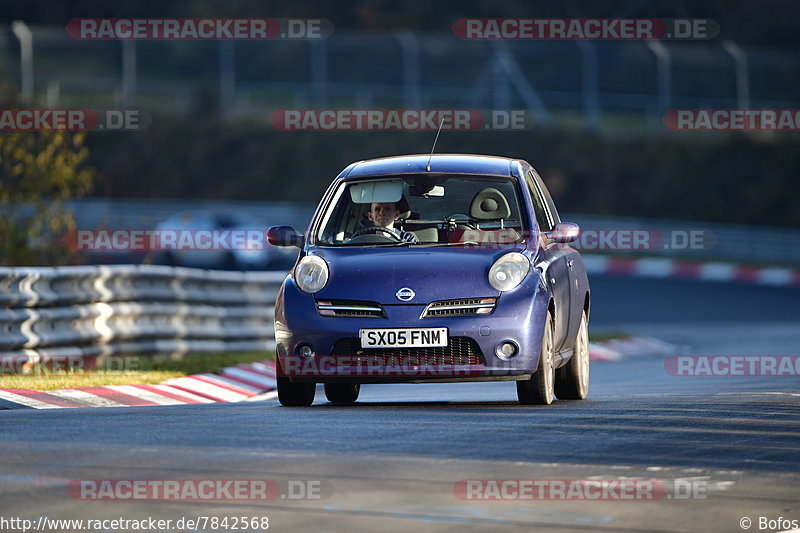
[0, 131, 98, 266]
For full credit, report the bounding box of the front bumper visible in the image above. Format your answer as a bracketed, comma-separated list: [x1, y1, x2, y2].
[274, 277, 550, 383]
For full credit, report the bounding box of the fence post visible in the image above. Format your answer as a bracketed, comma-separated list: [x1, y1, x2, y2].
[576, 40, 600, 129]
[492, 55, 510, 110]
[219, 40, 236, 118]
[310, 39, 328, 107]
[646, 40, 671, 126]
[11, 21, 34, 104]
[723, 41, 750, 110]
[46, 80, 60, 107]
[121, 39, 137, 107]
[396, 31, 421, 108]
[491, 41, 550, 124]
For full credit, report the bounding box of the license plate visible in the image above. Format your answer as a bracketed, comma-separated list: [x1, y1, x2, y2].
[360, 327, 448, 348]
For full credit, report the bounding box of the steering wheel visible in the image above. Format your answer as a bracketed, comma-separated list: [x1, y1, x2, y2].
[349, 225, 404, 242]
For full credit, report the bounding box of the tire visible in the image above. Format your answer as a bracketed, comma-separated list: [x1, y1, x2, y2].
[555, 309, 590, 400]
[517, 309, 555, 405]
[277, 377, 315, 406]
[324, 383, 360, 404]
[556, 311, 589, 400]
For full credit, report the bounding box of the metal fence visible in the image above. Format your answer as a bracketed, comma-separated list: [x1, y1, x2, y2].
[2, 23, 799, 129]
[0, 265, 283, 368]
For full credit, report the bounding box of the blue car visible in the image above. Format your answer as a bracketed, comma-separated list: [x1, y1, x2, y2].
[267, 154, 590, 406]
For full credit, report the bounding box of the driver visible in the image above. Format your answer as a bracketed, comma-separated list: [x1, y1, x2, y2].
[365, 202, 417, 243]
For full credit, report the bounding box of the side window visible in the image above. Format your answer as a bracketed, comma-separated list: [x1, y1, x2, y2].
[526, 171, 552, 232]
[531, 170, 561, 226]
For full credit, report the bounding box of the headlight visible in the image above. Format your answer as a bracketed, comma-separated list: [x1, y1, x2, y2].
[295, 255, 329, 293]
[488, 252, 530, 291]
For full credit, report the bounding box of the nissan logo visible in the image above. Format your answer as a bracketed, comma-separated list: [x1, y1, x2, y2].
[396, 287, 415, 302]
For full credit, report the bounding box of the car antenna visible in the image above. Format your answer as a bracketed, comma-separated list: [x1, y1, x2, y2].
[426, 118, 445, 172]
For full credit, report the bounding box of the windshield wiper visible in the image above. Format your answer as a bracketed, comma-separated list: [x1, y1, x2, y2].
[407, 241, 479, 247]
[333, 241, 414, 247]
[408, 240, 526, 248]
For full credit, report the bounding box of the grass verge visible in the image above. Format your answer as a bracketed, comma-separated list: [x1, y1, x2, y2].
[0, 351, 274, 391]
[589, 331, 629, 343]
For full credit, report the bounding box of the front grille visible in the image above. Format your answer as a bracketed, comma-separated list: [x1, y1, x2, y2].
[330, 354, 483, 367]
[330, 337, 484, 364]
[316, 299, 385, 318]
[421, 297, 497, 318]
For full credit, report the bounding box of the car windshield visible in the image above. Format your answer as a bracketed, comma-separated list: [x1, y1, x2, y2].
[315, 174, 529, 247]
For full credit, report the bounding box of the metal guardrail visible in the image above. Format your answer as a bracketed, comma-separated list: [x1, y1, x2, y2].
[0, 265, 285, 369]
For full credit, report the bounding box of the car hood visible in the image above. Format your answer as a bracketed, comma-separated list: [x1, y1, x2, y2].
[311, 247, 524, 304]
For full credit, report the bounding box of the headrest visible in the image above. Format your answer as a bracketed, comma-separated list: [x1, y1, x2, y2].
[396, 195, 411, 219]
[470, 188, 511, 220]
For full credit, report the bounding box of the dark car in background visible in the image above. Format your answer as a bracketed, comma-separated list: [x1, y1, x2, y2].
[153, 210, 297, 271]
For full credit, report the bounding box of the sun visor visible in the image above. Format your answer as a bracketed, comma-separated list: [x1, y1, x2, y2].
[349, 180, 403, 204]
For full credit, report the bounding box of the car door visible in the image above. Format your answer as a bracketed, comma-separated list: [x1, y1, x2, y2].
[525, 171, 572, 356]
[529, 169, 585, 352]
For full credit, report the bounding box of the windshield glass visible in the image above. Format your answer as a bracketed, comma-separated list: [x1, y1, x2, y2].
[315, 174, 529, 247]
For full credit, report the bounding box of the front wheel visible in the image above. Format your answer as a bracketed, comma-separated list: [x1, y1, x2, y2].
[277, 377, 315, 406]
[517, 310, 555, 405]
[324, 383, 360, 404]
[555, 309, 590, 400]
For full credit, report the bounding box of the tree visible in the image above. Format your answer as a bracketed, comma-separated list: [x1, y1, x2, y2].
[0, 130, 98, 266]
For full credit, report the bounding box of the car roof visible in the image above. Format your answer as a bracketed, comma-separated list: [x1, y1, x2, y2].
[344, 154, 519, 179]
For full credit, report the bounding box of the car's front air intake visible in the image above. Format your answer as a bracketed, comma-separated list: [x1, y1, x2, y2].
[316, 300, 386, 318]
[421, 297, 497, 318]
[330, 337, 484, 363]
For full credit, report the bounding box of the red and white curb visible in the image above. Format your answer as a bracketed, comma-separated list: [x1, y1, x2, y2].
[584, 255, 800, 286]
[0, 340, 675, 409]
[589, 336, 678, 362]
[0, 360, 276, 410]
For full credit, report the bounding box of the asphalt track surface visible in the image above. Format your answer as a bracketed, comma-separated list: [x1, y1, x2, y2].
[1, 275, 799, 533]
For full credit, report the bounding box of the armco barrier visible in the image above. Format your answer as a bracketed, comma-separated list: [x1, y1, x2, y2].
[0, 265, 286, 371]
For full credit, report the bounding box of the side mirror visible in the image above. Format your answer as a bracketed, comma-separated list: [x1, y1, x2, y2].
[267, 226, 304, 248]
[545, 222, 580, 243]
